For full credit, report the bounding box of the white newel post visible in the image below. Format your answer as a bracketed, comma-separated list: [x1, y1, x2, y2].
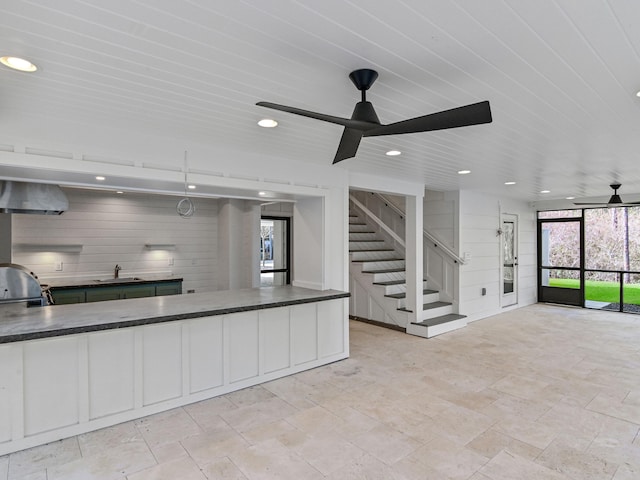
[405, 193, 424, 325]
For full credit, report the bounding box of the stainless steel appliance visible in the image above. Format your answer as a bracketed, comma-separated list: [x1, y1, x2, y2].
[0, 263, 47, 305]
[0, 181, 68, 215]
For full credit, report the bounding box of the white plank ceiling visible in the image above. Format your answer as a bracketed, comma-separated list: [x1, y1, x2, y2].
[1, 0, 640, 203]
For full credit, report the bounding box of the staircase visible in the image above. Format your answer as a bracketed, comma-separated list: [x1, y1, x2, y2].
[349, 211, 466, 338]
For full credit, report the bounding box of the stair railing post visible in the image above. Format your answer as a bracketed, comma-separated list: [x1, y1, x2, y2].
[405, 193, 424, 326]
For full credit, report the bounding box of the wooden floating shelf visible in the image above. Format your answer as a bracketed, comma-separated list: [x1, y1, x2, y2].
[14, 244, 83, 253]
[144, 243, 176, 250]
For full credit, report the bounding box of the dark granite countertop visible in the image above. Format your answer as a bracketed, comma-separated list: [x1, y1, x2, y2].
[46, 277, 183, 289]
[0, 286, 349, 344]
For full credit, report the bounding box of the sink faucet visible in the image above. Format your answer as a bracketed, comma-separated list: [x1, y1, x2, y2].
[114, 264, 122, 279]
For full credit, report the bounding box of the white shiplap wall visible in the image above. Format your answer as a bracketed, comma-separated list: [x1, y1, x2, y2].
[424, 189, 457, 249]
[11, 189, 218, 294]
[459, 190, 537, 321]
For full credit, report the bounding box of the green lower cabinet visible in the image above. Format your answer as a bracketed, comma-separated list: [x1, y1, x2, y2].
[155, 282, 182, 296]
[51, 289, 87, 305]
[86, 287, 122, 303]
[123, 285, 156, 299]
[51, 280, 183, 305]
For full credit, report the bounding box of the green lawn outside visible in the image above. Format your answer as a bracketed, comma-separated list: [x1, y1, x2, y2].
[548, 278, 640, 304]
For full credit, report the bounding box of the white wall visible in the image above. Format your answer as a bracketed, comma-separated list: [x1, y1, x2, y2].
[217, 199, 261, 290]
[459, 190, 537, 321]
[261, 202, 294, 217]
[424, 189, 457, 249]
[293, 197, 324, 290]
[11, 189, 219, 294]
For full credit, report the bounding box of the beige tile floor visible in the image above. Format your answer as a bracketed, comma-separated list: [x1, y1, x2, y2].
[2, 303, 640, 479]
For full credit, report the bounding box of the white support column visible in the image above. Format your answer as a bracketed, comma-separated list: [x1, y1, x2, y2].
[405, 193, 424, 325]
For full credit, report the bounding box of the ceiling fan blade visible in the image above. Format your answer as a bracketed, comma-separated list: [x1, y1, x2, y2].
[257, 101, 367, 129]
[363, 101, 492, 137]
[333, 128, 363, 164]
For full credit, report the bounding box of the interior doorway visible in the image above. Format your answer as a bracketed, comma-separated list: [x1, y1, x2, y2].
[501, 213, 519, 307]
[260, 216, 291, 286]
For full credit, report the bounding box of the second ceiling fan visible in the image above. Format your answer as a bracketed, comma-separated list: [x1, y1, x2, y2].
[574, 183, 640, 207]
[257, 69, 493, 164]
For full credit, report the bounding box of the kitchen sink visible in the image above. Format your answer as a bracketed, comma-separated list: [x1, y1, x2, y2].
[96, 277, 143, 283]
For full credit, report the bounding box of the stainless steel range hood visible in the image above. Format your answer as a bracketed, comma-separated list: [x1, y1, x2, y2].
[0, 181, 68, 215]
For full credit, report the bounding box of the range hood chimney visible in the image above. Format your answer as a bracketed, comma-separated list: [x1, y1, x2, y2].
[0, 181, 69, 215]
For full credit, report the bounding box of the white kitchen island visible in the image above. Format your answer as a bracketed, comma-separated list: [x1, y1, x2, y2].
[0, 286, 349, 455]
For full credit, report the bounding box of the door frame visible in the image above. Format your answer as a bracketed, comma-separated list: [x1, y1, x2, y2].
[260, 215, 291, 285]
[537, 215, 584, 307]
[500, 213, 519, 307]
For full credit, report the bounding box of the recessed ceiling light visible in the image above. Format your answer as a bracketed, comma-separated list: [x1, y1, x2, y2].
[504, 181, 516, 185]
[386, 150, 401, 156]
[566, 196, 575, 200]
[187, 185, 196, 190]
[458, 170, 471, 175]
[116, 191, 124, 194]
[258, 119, 278, 128]
[95, 176, 106, 181]
[636, 91, 640, 98]
[540, 190, 551, 194]
[0, 56, 37, 72]
[258, 191, 267, 196]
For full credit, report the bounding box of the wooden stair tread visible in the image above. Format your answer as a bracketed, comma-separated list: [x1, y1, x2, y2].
[385, 289, 437, 299]
[350, 248, 395, 252]
[411, 314, 467, 327]
[397, 301, 452, 313]
[362, 268, 405, 274]
[373, 279, 426, 286]
[352, 258, 404, 263]
[349, 239, 387, 242]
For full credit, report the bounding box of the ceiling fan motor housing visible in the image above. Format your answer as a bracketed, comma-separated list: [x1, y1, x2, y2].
[352, 101, 380, 125]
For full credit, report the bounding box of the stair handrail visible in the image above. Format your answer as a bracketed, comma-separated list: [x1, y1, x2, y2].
[349, 194, 405, 248]
[375, 193, 466, 265]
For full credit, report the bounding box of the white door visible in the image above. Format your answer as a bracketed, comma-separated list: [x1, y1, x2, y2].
[501, 213, 518, 307]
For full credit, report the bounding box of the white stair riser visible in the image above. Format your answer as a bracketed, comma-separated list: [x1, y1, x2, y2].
[348, 225, 372, 233]
[360, 260, 405, 271]
[349, 232, 379, 241]
[350, 250, 398, 261]
[396, 291, 440, 309]
[406, 318, 467, 338]
[368, 271, 406, 283]
[349, 241, 388, 251]
[379, 280, 428, 296]
[420, 304, 454, 321]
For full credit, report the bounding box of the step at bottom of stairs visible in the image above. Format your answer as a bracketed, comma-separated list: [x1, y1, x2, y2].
[385, 289, 438, 299]
[406, 313, 467, 338]
[397, 300, 451, 313]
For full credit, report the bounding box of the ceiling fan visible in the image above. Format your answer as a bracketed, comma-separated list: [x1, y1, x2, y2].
[256, 69, 492, 164]
[573, 183, 640, 206]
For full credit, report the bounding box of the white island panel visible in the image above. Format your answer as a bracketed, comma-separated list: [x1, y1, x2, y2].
[23, 336, 80, 436]
[227, 311, 259, 384]
[260, 308, 291, 374]
[188, 316, 224, 394]
[88, 329, 135, 419]
[318, 298, 345, 358]
[143, 322, 183, 405]
[0, 347, 12, 443]
[291, 303, 318, 366]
